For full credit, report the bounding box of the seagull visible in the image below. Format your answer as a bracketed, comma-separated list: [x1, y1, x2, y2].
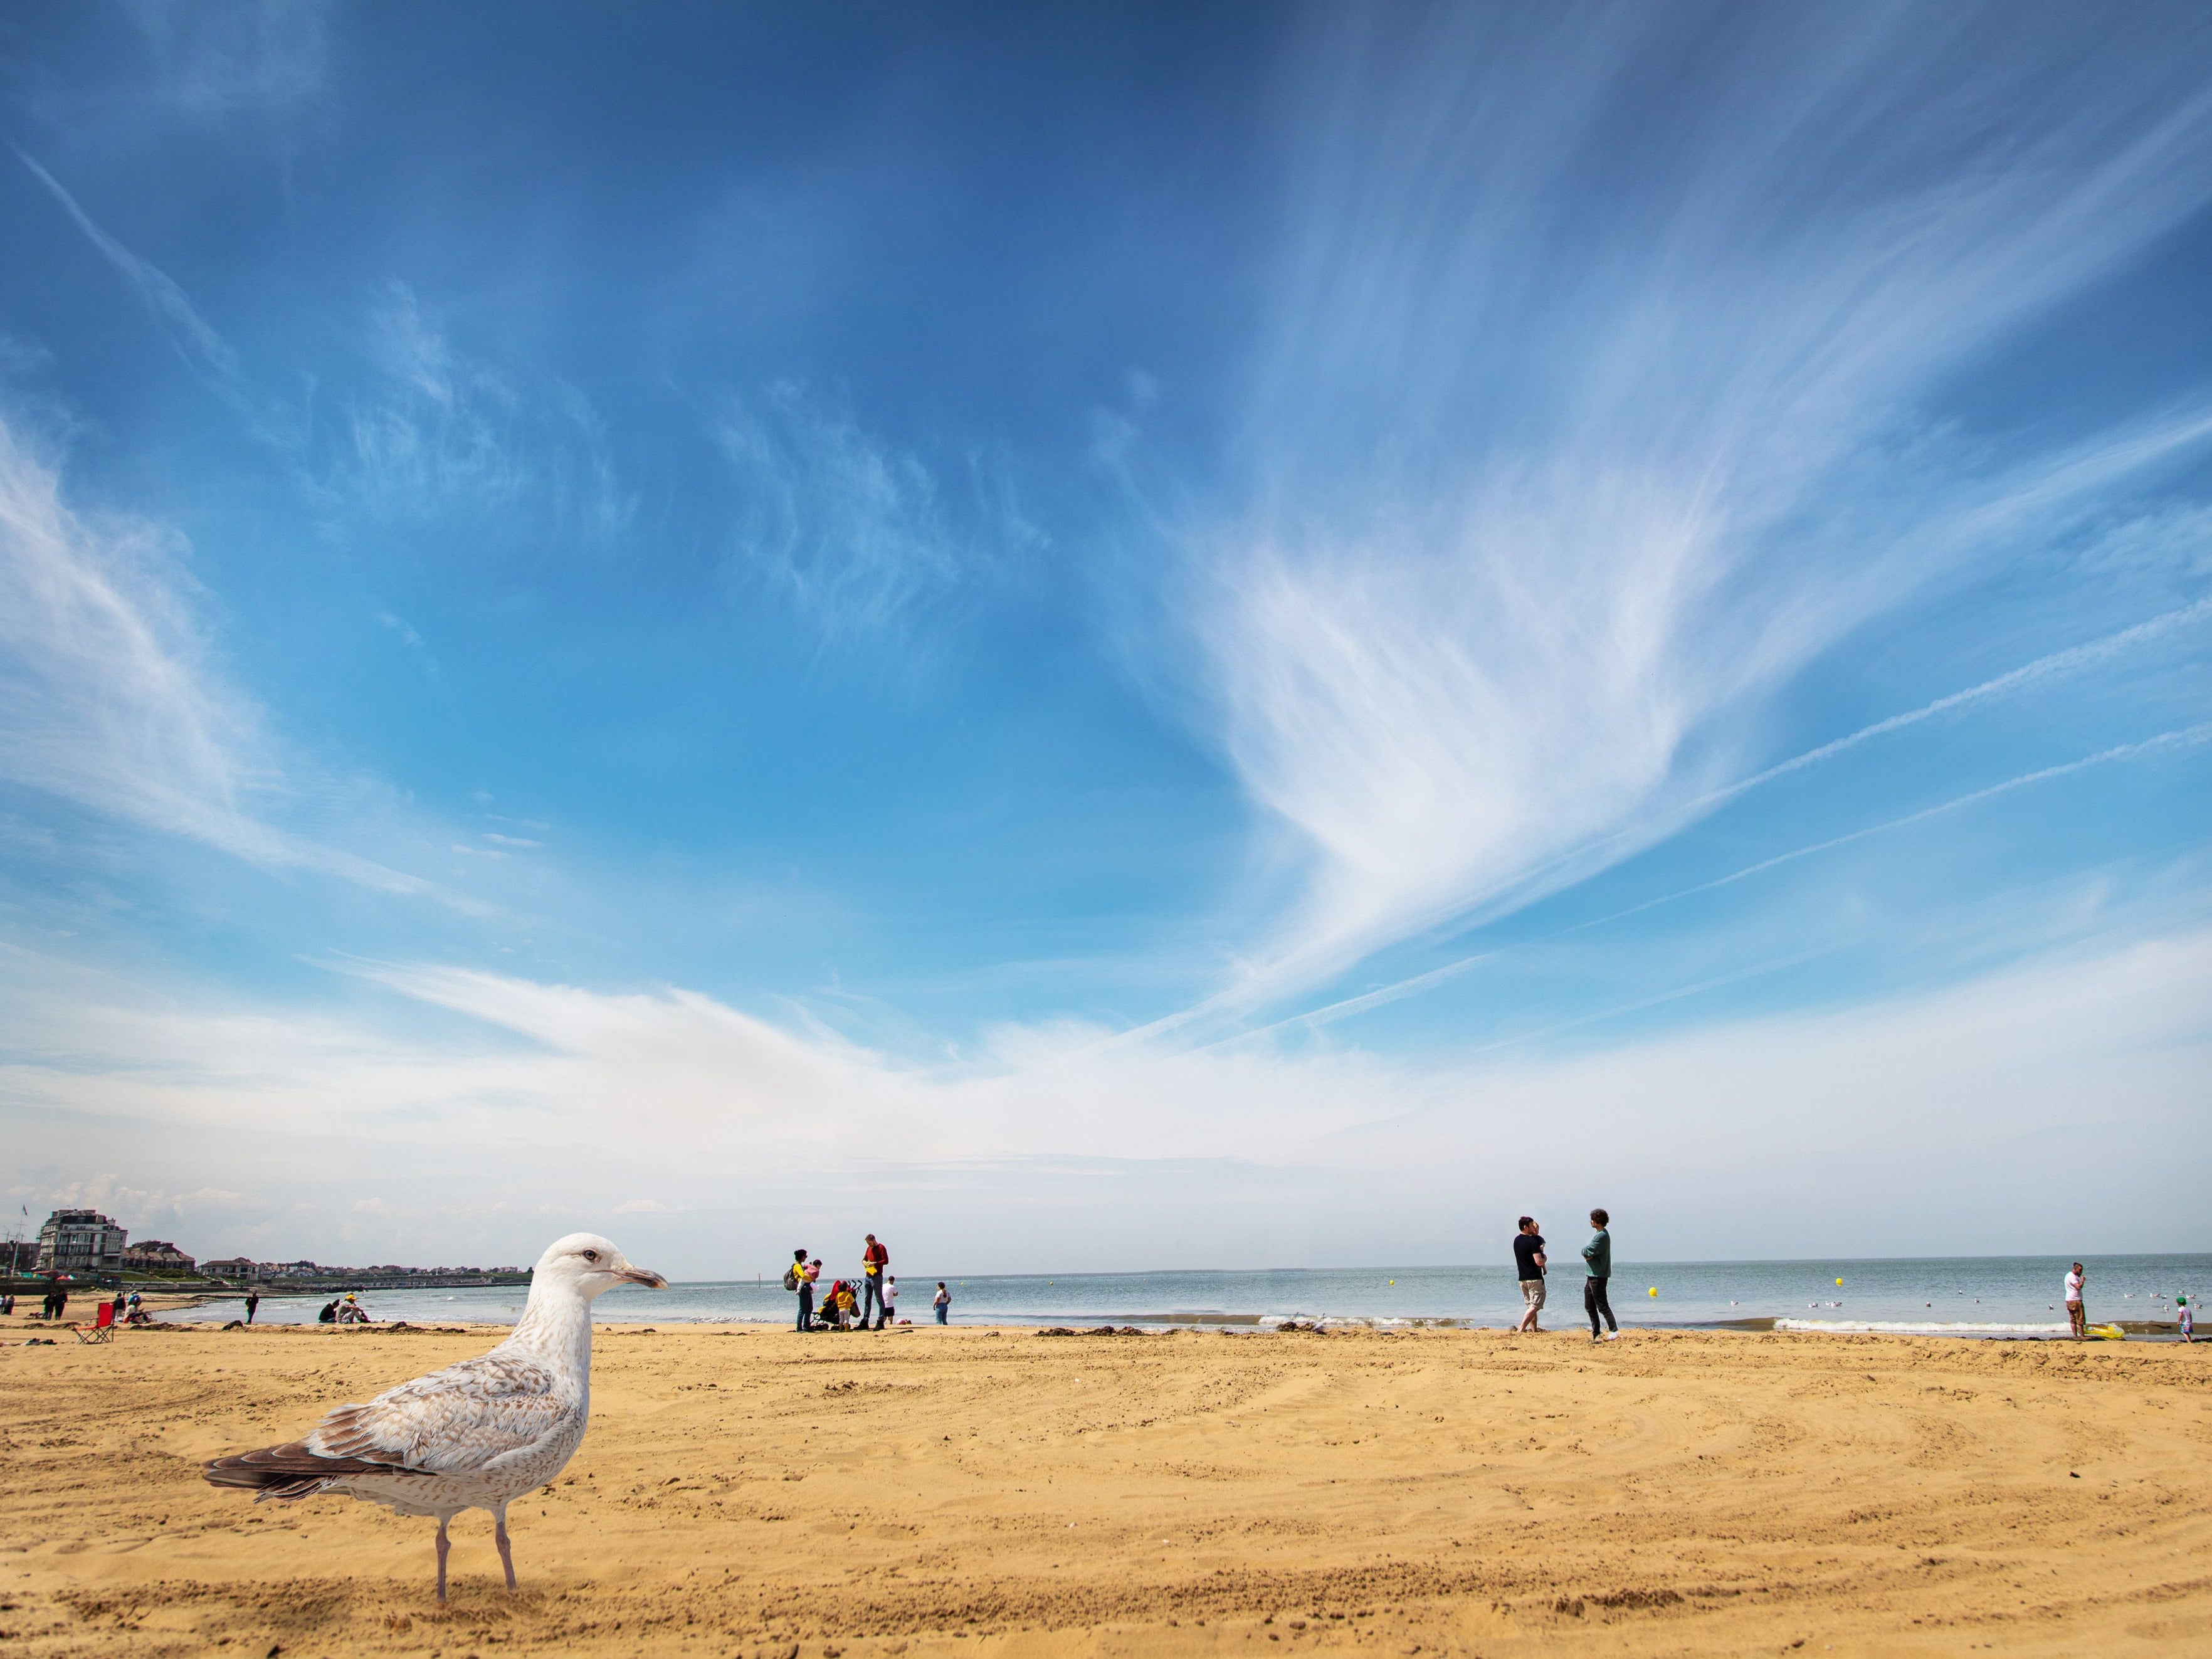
[204, 1232, 666, 1603]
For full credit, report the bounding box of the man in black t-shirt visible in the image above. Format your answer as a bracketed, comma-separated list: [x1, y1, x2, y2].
[1513, 1217, 1547, 1332]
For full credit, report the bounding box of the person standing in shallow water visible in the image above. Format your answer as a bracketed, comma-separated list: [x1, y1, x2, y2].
[1582, 1209, 1618, 1342]
[1513, 1216, 1547, 1332]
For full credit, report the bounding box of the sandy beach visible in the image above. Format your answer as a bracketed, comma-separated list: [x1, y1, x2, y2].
[2, 1317, 2206, 1658]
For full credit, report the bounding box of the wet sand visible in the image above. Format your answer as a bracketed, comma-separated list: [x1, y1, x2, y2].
[1, 1317, 2206, 1656]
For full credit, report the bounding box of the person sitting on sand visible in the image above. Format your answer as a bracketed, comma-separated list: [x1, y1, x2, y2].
[1583, 1209, 1618, 1343]
[1513, 1216, 1547, 1332]
[834, 1281, 858, 1329]
[2065, 1262, 2086, 1340]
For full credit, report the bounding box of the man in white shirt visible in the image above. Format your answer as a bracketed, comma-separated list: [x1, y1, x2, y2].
[880, 1275, 898, 1329]
[2065, 1262, 2086, 1339]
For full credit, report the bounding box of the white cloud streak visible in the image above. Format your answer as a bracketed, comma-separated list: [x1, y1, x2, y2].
[0, 415, 261, 848]
[16, 149, 242, 389]
[0, 414, 426, 891]
[1708, 597, 2212, 806]
[1264, 722, 2212, 1036]
[1189, 7, 2212, 1003]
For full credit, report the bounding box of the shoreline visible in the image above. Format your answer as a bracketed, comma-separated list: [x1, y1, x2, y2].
[5, 1308, 2196, 1346]
[110, 1302, 2201, 1340]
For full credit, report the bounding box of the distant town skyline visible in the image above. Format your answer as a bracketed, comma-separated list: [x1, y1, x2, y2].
[2, 5, 2208, 1277]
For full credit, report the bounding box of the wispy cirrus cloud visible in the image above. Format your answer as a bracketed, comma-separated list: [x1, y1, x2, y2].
[1258, 720, 2212, 1038]
[1184, 6, 2212, 1003]
[716, 382, 1039, 645]
[0, 413, 425, 892]
[120, 0, 332, 119]
[16, 149, 243, 391]
[0, 414, 262, 848]
[334, 281, 633, 539]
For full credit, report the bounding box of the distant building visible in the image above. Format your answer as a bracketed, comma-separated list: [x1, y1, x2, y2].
[122, 1240, 197, 1274]
[34, 1209, 127, 1275]
[202, 1256, 259, 1280]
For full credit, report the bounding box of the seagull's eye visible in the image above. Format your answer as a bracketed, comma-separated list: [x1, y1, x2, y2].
[581, 1250, 599, 1263]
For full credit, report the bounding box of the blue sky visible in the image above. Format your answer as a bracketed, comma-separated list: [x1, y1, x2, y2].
[2, 3, 2208, 1277]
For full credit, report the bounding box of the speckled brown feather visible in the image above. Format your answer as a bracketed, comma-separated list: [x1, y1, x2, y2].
[203, 1438, 430, 1502]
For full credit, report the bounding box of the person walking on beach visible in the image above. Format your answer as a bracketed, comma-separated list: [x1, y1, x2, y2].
[244, 1290, 260, 1325]
[934, 1281, 950, 1324]
[880, 1275, 898, 1329]
[2179, 1296, 2193, 1343]
[861, 1233, 890, 1327]
[2065, 1262, 2087, 1339]
[1514, 1216, 1547, 1332]
[1583, 1209, 1618, 1342]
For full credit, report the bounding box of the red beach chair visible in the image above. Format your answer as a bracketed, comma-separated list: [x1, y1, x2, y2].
[71, 1300, 117, 1345]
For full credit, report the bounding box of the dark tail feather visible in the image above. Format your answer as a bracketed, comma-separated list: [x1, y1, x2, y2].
[204, 1441, 425, 1502]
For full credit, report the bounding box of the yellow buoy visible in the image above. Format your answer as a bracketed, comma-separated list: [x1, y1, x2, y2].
[1388, 1279, 1396, 1286]
[1835, 1277, 1844, 1286]
[1648, 1287, 1658, 1297]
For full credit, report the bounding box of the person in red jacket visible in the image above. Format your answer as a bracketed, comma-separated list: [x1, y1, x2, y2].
[861, 1234, 890, 1329]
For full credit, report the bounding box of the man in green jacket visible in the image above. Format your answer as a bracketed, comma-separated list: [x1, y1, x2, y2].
[1582, 1208, 1618, 1342]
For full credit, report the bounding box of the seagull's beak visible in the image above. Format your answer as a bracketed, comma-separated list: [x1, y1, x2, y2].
[619, 1265, 668, 1289]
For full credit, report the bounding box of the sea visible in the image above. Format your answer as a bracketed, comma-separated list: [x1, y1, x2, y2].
[172, 1252, 2208, 1339]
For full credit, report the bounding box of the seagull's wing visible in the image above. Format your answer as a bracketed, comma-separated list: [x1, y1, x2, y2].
[311, 1349, 569, 1474]
[206, 1349, 568, 1498]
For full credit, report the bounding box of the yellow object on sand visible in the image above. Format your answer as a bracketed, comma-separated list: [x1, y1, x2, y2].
[2087, 1324, 2125, 1341]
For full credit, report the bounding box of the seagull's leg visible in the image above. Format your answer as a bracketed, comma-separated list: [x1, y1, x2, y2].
[435, 1514, 451, 1604]
[493, 1502, 518, 1593]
